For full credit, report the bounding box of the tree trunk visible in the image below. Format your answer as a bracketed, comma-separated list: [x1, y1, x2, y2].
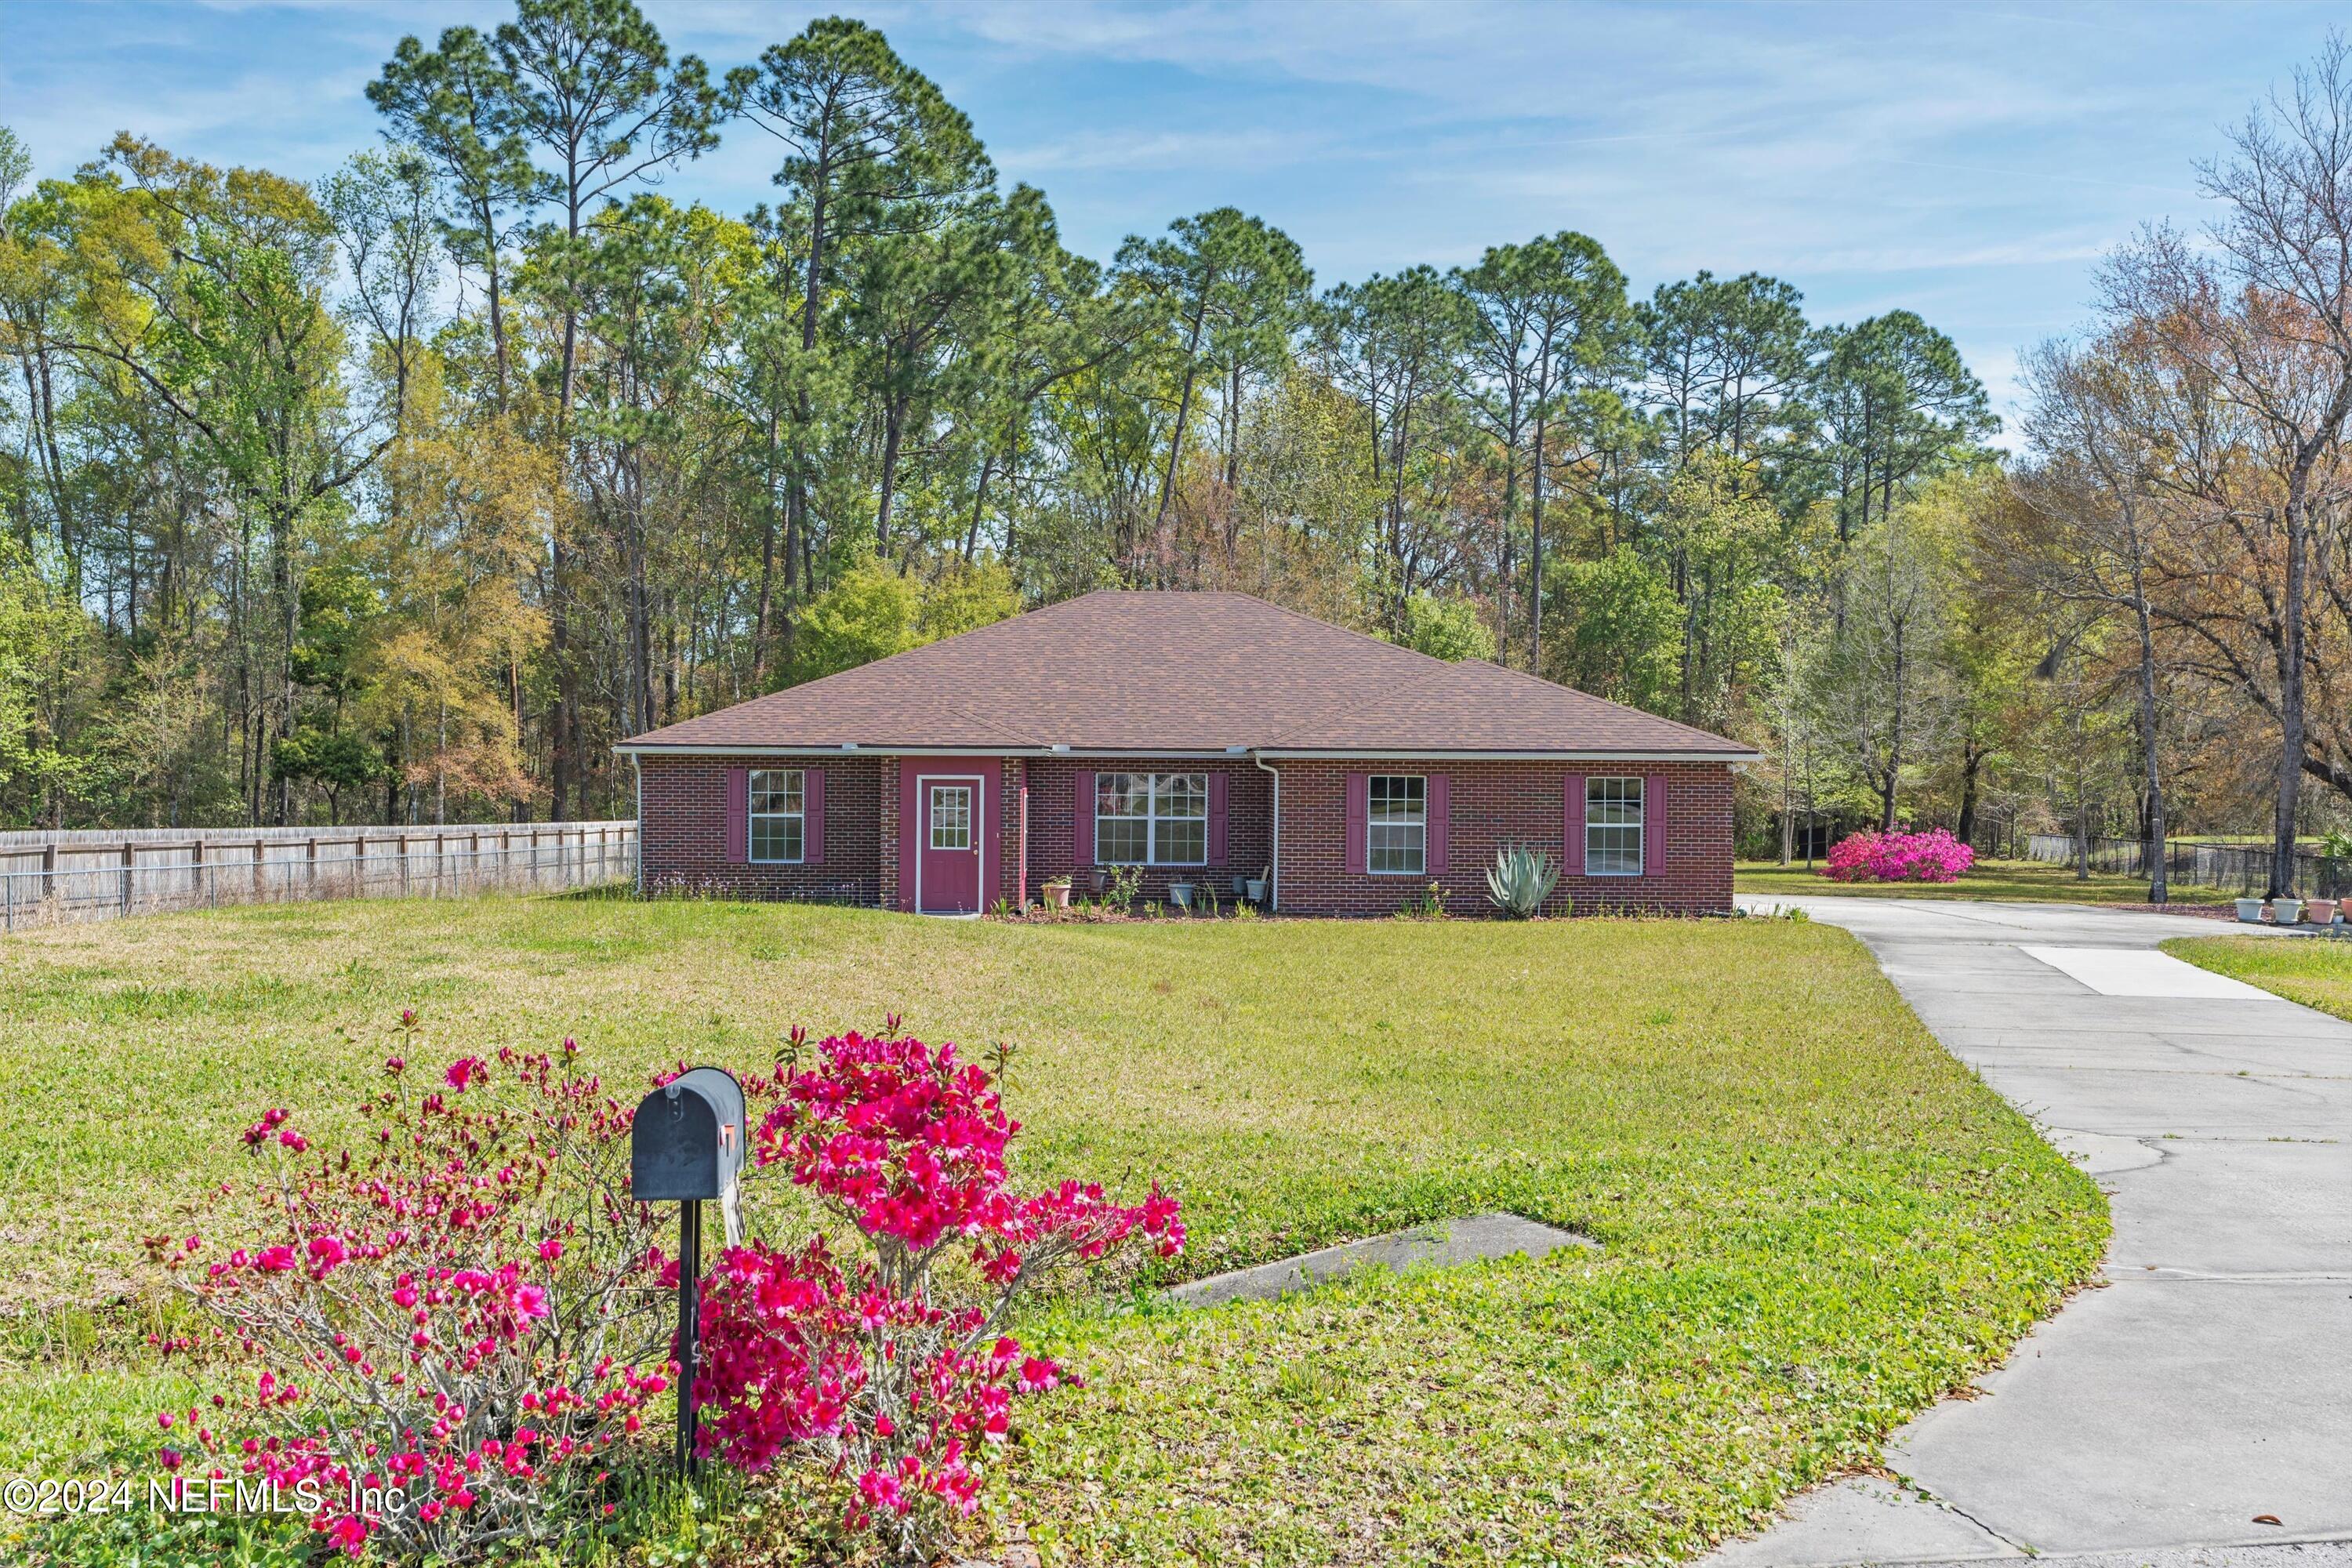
[2130, 545, 2169, 905]
[1150, 302, 1210, 553]
[2272, 492, 2309, 897]
[876, 396, 906, 555]
[1956, 742, 1980, 849]
[753, 412, 779, 684]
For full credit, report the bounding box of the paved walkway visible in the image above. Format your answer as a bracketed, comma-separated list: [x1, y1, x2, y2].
[1711, 897, 2352, 1568]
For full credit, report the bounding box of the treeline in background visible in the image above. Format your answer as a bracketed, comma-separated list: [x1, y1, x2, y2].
[2, 4, 2350, 882]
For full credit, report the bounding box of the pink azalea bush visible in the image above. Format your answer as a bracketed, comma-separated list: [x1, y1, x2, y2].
[1824, 828, 1976, 884]
[150, 1018, 672, 1559]
[695, 1024, 1184, 1560]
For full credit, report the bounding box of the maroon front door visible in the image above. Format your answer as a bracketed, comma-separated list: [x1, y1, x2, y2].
[917, 778, 982, 913]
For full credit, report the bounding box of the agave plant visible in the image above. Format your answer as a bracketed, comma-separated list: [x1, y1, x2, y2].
[1486, 842, 1560, 918]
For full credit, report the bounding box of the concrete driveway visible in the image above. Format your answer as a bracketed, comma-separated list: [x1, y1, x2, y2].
[1711, 896, 2352, 1568]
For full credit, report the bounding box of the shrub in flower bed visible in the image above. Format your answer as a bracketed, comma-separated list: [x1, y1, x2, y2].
[149, 1018, 673, 1559]
[696, 1025, 1184, 1562]
[1824, 829, 1976, 884]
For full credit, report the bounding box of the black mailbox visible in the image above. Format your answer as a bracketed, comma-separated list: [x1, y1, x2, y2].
[631, 1067, 747, 1203]
[632, 1065, 749, 1480]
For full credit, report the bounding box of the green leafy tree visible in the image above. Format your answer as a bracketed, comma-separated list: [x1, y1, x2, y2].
[1549, 546, 1682, 711]
[739, 17, 991, 598]
[491, 0, 725, 819]
[1316, 266, 1476, 634]
[1399, 592, 1497, 662]
[791, 552, 920, 684]
[1457, 231, 1635, 665]
[1639, 270, 1811, 479]
[1809, 310, 1994, 542]
[366, 28, 539, 405]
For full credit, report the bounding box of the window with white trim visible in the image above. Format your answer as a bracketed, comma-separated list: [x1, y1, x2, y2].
[1094, 772, 1207, 866]
[1585, 775, 1643, 876]
[1367, 775, 1426, 875]
[928, 784, 971, 850]
[748, 769, 806, 863]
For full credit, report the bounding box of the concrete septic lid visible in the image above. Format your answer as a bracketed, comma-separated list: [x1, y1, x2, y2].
[1163, 1212, 1596, 1308]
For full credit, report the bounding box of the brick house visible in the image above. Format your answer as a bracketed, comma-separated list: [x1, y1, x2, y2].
[616, 591, 1755, 916]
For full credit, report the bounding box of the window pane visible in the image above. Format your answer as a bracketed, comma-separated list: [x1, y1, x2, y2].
[1369, 822, 1425, 875]
[1370, 775, 1425, 823]
[930, 786, 971, 850]
[1157, 818, 1206, 865]
[1097, 773, 1149, 817]
[1587, 822, 1641, 876]
[750, 769, 803, 815]
[1097, 818, 1148, 864]
[750, 815, 802, 863]
[1587, 775, 1642, 826]
[1156, 773, 1207, 818]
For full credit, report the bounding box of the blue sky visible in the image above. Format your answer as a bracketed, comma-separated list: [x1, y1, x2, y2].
[7, 2, 2343, 430]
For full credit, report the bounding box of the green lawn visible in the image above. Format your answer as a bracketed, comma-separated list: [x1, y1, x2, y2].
[0, 895, 2105, 1566]
[1738, 857, 2238, 906]
[2165, 933, 2352, 1021]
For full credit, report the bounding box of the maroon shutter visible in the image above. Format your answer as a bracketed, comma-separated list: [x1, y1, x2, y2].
[1563, 774, 1585, 876]
[1426, 774, 1450, 875]
[1207, 772, 1229, 865]
[1074, 771, 1095, 865]
[1644, 775, 1668, 875]
[1345, 772, 1369, 876]
[725, 768, 750, 865]
[804, 768, 825, 864]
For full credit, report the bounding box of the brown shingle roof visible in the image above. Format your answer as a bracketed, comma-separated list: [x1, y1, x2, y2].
[616, 590, 1753, 757]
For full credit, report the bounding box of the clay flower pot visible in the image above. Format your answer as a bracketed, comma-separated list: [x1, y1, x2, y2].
[2307, 898, 2339, 926]
[1043, 881, 1072, 909]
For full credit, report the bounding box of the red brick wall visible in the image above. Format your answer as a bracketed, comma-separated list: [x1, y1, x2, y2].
[1024, 758, 1275, 907]
[1270, 759, 1735, 917]
[636, 753, 885, 903]
[635, 752, 1735, 916]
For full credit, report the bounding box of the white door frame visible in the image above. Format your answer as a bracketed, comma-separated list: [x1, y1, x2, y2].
[913, 773, 984, 914]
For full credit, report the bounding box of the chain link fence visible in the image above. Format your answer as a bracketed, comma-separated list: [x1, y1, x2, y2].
[2024, 833, 2350, 899]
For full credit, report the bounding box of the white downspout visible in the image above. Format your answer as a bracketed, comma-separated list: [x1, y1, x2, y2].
[1251, 751, 1279, 913]
[630, 755, 644, 896]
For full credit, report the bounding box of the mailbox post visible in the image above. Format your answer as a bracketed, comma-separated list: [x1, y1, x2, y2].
[630, 1067, 747, 1479]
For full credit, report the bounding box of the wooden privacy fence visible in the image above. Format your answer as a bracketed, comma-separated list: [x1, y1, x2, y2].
[0, 822, 637, 932]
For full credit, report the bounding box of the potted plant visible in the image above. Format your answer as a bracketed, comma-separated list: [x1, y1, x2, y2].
[2235, 896, 2265, 923]
[2307, 897, 2339, 926]
[2274, 895, 2305, 925]
[1169, 882, 1194, 911]
[1041, 877, 1073, 910]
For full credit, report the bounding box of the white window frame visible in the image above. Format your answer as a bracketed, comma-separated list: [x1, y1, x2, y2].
[1585, 775, 1644, 877]
[1094, 772, 1208, 866]
[928, 782, 973, 851]
[1367, 775, 1426, 877]
[748, 768, 806, 864]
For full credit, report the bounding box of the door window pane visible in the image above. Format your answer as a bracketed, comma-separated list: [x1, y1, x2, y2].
[930, 786, 972, 851]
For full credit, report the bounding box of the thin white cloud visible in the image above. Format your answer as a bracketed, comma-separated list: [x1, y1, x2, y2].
[996, 125, 1305, 175]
